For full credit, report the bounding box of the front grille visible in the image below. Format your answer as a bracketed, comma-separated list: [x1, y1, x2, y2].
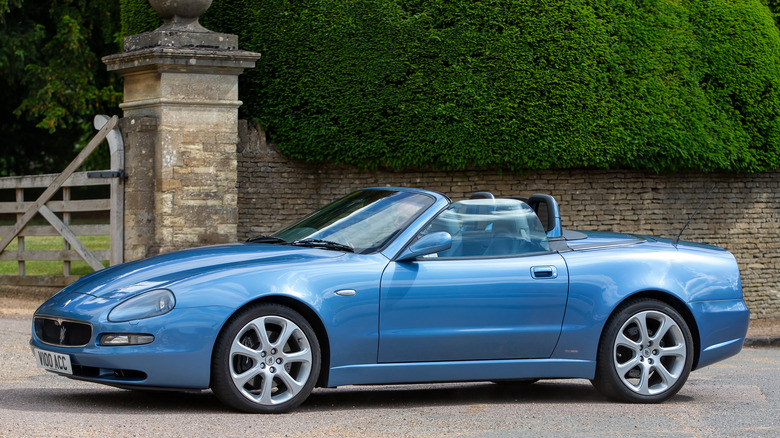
[34, 317, 92, 347]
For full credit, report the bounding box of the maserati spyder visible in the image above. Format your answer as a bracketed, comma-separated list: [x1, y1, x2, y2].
[30, 187, 749, 413]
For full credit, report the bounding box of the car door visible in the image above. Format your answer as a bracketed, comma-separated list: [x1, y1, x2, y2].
[377, 198, 569, 363]
[378, 253, 568, 362]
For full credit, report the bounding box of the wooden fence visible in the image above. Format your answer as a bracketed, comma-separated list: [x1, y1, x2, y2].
[0, 115, 124, 287]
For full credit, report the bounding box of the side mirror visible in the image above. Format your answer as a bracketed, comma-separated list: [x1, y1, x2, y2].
[396, 232, 452, 262]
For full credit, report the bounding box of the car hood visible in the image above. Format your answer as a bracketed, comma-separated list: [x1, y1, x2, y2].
[57, 243, 345, 299]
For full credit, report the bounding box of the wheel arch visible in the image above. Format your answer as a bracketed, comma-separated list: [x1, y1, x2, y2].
[604, 290, 702, 370]
[210, 294, 332, 388]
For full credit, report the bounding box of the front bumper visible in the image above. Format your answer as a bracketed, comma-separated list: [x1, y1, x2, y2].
[30, 306, 228, 389]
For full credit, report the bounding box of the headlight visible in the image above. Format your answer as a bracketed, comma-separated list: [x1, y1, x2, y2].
[108, 289, 176, 322]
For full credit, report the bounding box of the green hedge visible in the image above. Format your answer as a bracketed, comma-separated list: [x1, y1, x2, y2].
[121, 0, 780, 173]
[763, 0, 780, 28]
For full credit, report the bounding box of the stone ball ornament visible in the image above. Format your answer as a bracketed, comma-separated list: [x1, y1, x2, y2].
[148, 0, 212, 31]
[149, 0, 212, 19]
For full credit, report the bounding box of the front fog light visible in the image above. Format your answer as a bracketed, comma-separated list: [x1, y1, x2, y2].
[108, 289, 176, 322]
[101, 334, 155, 346]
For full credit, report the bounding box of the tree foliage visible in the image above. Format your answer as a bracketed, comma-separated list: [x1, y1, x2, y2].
[0, 0, 121, 175]
[125, 0, 780, 173]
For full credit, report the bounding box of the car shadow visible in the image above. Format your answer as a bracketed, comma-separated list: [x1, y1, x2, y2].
[1, 380, 693, 414]
[0, 386, 225, 414]
[300, 380, 608, 412]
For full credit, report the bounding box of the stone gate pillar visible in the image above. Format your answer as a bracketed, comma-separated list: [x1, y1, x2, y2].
[103, 0, 260, 259]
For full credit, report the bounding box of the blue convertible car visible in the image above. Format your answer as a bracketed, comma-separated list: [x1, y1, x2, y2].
[31, 187, 749, 413]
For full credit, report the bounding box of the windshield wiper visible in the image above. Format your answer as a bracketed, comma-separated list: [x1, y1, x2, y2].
[246, 235, 288, 244]
[291, 238, 354, 253]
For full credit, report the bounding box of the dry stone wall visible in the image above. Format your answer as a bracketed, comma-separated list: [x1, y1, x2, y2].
[237, 121, 780, 319]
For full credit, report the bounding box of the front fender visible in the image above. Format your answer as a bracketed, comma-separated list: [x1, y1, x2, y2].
[169, 252, 390, 369]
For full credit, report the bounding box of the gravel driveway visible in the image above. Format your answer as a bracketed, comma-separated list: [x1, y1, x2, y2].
[2, 309, 779, 438]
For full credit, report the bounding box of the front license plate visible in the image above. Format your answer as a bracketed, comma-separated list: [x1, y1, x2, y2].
[33, 348, 73, 375]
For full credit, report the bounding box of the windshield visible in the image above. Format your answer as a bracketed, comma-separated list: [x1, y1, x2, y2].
[273, 189, 435, 254]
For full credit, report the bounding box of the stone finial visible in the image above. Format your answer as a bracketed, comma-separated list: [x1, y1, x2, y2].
[121, 0, 239, 51]
[149, 0, 213, 32]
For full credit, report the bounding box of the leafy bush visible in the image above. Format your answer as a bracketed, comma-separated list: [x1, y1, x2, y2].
[121, 0, 780, 173]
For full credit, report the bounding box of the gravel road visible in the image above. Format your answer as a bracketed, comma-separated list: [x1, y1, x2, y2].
[2, 314, 778, 437]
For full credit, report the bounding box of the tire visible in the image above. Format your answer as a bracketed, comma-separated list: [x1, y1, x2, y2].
[592, 299, 693, 403]
[211, 303, 321, 413]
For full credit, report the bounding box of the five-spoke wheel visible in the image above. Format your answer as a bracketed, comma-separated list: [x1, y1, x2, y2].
[592, 299, 693, 403]
[211, 304, 320, 413]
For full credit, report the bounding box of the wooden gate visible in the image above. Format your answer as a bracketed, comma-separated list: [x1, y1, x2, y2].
[0, 115, 123, 287]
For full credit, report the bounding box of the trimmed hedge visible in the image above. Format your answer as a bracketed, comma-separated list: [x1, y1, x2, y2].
[121, 0, 780, 173]
[764, 0, 780, 28]
[119, 0, 160, 42]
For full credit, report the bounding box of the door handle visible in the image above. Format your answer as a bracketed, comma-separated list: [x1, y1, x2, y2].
[531, 266, 558, 279]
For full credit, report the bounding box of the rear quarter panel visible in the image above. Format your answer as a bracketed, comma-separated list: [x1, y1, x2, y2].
[555, 239, 747, 368]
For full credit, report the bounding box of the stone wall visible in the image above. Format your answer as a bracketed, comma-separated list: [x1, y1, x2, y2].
[237, 121, 780, 319]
